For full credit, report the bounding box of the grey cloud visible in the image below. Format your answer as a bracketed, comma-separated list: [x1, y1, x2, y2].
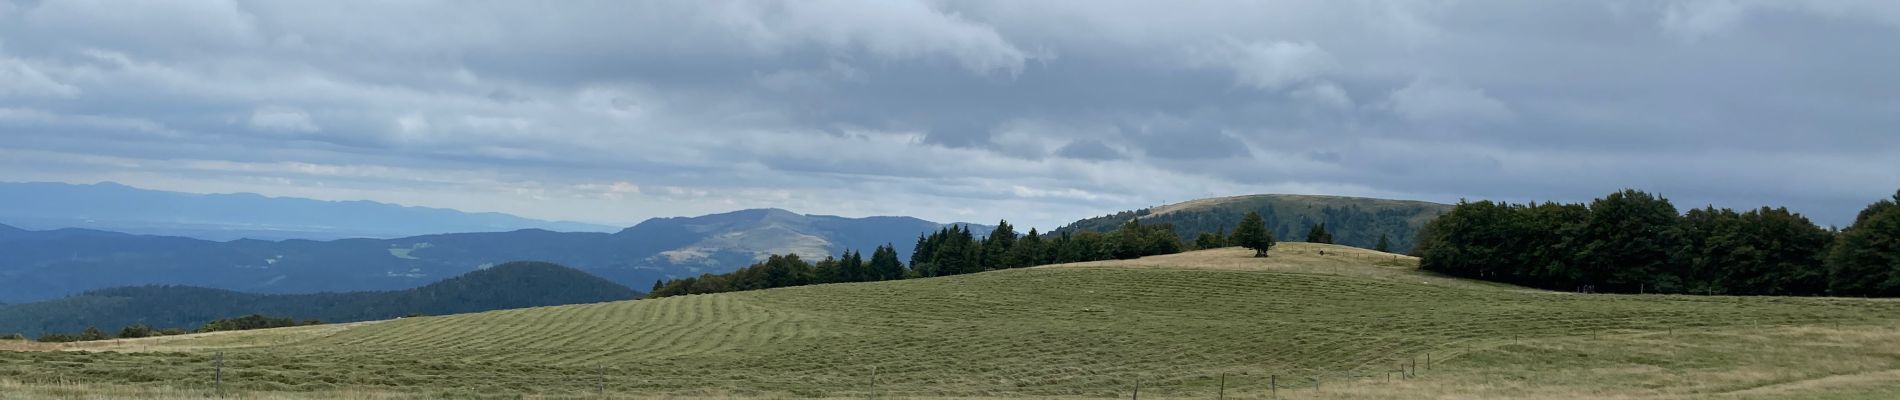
[0, 0, 1895, 230]
[1303, 151, 1342, 164]
[1192, 39, 1337, 90]
[1290, 81, 1353, 109]
[922, 121, 995, 149]
[1384, 78, 1514, 124]
[1055, 139, 1124, 161]
[247, 106, 318, 134]
[1661, 0, 1750, 42]
[0, 58, 80, 97]
[1125, 119, 1252, 160]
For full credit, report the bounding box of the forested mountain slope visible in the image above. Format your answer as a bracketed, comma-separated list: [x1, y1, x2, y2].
[1055, 194, 1451, 253]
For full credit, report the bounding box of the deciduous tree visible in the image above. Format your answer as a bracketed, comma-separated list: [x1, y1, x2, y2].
[1829, 190, 1900, 296]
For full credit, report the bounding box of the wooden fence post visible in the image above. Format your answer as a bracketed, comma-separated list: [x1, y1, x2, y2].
[1131, 378, 1139, 400]
[1217, 372, 1226, 400]
[869, 366, 877, 400]
[1270, 374, 1277, 398]
[214, 351, 223, 396]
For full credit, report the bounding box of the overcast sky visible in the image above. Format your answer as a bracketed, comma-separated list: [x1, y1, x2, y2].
[2, 0, 1896, 230]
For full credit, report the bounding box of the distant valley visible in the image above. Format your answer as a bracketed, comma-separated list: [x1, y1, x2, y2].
[0, 261, 636, 336]
[0, 183, 1436, 305]
[0, 208, 989, 303]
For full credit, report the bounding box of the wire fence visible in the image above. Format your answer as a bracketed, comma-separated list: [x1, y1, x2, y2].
[154, 350, 1446, 399]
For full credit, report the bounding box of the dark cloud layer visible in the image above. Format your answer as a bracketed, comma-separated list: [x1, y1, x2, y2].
[1, 0, 1895, 229]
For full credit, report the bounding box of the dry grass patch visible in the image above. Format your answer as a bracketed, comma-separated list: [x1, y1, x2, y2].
[1042, 243, 1511, 291]
[26, 321, 387, 354]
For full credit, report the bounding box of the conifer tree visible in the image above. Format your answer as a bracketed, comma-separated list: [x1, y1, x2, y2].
[844, 250, 865, 282]
[1232, 211, 1275, 257]
[814, 255, 843, 284]
[983, 220, 1018, 269]
[869, 244, 905, 280]
[1374, 234, 1392, 253]
[910, 232, 934, 267]
[1008, 228, 1044, 268]
[1305, 223, 1333, 244]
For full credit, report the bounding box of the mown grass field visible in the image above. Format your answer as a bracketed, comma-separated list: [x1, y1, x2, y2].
[4, 243, 1900, 399]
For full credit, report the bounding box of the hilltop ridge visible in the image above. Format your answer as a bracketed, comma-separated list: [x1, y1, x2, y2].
[1057, 194, 1451, 253]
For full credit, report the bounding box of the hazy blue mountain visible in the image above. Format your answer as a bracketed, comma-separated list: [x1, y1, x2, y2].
[0, 223, 22, 240]
[1055, 194, 1451, 254]
[0, 209, 986, 303]
[0, 261, 638, 336]
[0, 181, 618, 241]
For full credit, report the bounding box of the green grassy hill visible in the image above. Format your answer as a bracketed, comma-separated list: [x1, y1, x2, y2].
[1055, 195, 1452, 253]
[5, 243, 1900, 399]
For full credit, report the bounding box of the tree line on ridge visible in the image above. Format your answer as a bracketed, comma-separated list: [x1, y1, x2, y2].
[1416, 189, 1900, 296]
[650, 219, 1209, 298]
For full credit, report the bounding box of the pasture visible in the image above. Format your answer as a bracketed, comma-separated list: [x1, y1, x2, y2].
[4, 243, 1898, 399]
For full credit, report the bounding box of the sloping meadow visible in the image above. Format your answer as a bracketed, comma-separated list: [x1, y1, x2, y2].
[5, 245, 1900, 398]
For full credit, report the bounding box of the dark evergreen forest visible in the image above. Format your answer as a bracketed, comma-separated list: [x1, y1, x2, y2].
[1416, 189, 1900, 296]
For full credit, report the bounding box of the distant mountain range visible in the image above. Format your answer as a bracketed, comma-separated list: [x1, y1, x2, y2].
[0, 182, 1439, 305]
[0, 181, 618, 240]
[0, 208, 989, 303]
[1054, 194, 1451, 253]
[0, 261, 637, 336]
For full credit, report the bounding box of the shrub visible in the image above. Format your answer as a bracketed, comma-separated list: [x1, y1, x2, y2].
[118, 324, 154, 339]
[78, 326, 108, 341]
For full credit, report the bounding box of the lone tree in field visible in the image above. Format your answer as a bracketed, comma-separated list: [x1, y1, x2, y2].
[1231, 211, 1275, 257]
[1374, 234, 1392, 253]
